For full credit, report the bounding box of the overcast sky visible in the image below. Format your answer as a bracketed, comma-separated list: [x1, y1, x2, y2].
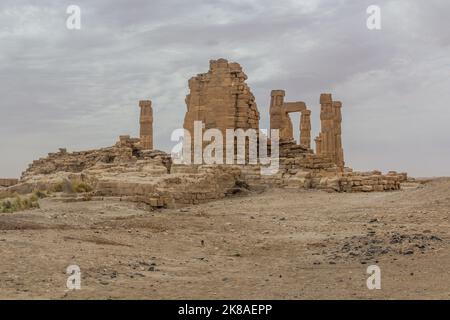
[0, 0, 449, 178]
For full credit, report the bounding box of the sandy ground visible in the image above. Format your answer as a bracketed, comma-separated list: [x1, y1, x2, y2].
[0, 178, 449, 300]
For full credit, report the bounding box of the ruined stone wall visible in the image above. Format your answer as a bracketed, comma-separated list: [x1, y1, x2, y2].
[20, 136, 171, 181]
[269, 90, 309, 144]
[239, 160, 404, 193]
[279, 140, 312, 158]
[86, 165, 241, 208]
[238, 138, 405, 193]
[183, 58, 260, 155]
[339, 170, 403, 192]
[239, 152, 338, 190]
[0, 179, 18, 187]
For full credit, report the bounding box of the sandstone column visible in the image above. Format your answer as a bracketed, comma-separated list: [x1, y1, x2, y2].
[315, 94, 345, 169]
[270, 90, 306, 143]
[300, 109, 311, 149]
[269, 90, 288, 139]
[318, 93, 335, 158]
[139, 100, 153, 150]
[333, 101, 344, 168]
[315, 134, 322, 155]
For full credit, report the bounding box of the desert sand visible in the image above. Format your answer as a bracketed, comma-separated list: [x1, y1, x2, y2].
[0, 179, 448, 299]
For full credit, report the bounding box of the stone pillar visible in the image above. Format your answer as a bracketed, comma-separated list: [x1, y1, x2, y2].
[139, 100, 153, 150]
[333, 101, 344, 168]
[315, 134, 322, 155]
[319, 93, 335, 158]
[270, 90, 306, 142]
[300, 109, 311, 149]
[269, 90, 287, 137]
[315, 94, 345, 169]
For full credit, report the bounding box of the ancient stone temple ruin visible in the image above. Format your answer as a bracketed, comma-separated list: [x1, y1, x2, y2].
[183, 58, 260, 155]
[139, 100, 153, 150]
[269, 89, 311, 148]
[315, 94, 344, 169]
[9, 58, 408, 210]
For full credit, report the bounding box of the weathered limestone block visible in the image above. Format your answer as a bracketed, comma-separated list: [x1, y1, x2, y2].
[399, 172, 408, 182]
[285, 170, 312, 189]
[338, 170, 402, 192]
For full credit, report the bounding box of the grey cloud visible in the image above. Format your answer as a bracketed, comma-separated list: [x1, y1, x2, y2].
[0, 0, 449, 178]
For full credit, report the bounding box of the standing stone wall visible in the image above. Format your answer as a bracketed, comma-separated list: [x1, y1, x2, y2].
[183, 58, 260, 157]
[0, 179, 18, 187]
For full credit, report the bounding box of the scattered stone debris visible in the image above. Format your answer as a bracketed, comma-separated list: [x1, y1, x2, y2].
[323, 231, 444, 264]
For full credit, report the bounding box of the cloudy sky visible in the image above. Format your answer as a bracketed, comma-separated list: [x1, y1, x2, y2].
[0, 0, 449, 178]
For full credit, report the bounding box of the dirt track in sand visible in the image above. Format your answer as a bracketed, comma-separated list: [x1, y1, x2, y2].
[0, 178, 449, 299]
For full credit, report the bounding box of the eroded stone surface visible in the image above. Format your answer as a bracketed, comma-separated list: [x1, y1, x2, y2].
[183, 59, 260, 154]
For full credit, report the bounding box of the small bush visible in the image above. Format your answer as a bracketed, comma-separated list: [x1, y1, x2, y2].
[0, 194, 40, 213]
[50, 179, 93, 193]
[0, 190, 17, 200]
[51, 182, 64, 193]
[33, 190, 48, 199]
[2, 200, 12, 211]
[71, 180, 93, 193]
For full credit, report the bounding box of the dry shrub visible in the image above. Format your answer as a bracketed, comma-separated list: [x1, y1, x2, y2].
[71, 180, 93, 193]
[0, 190, 48, 213]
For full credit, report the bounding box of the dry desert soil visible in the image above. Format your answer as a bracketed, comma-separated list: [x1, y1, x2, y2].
[0, 178, 449, 299]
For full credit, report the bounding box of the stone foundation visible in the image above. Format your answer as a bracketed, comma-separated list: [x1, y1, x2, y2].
[0, 179, 18, 187]
[10, 140, 407, 210]
[21, 136, 171, 181]
[239, 162, 404, 193]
